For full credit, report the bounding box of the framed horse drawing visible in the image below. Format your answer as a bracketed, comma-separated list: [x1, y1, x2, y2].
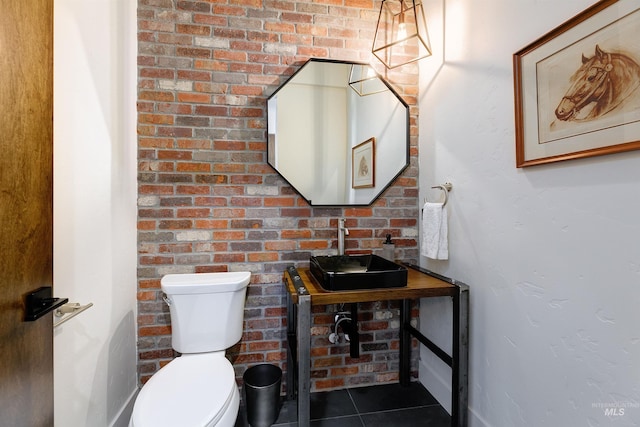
[514, 0, 640, 167]
[352, 137, 375, 188]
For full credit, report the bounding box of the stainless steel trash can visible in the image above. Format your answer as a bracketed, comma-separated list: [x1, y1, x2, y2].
[243, 364, 282, 427]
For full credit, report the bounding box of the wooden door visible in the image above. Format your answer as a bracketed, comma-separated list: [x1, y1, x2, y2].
[0, 0, 55, 425]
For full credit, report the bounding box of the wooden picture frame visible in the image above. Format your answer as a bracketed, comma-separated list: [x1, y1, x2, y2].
[352, 137, 375, 188]
[514, 0, 640, 167]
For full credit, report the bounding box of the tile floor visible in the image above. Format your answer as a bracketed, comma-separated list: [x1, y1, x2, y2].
[235, 382, 451, 427]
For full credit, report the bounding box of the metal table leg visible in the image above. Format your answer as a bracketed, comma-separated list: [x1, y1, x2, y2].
[452, 283, 469, 427]
[296, 291, 311, 427]
[400, 288, 469, 427]
[285, 290, 296, 401]
[399, 299, 412, 386]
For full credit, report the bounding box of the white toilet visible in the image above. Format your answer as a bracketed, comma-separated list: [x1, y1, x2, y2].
[130, 271, 251, 427]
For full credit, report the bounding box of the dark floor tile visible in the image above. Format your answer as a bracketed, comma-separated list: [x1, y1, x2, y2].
[310, 415, 365, 427]
[309, 389, 358, 420]
[269, 415, 365, 427]
[236, 398, 295, 427]
[237, 383, 448, 427]
[237, 391, 358, 426]
[360, 406, 450, 427]
[273, 399, 299, 425]
[348, 382, 439, 414]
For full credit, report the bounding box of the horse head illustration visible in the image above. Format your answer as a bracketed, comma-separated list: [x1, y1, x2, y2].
[555, 45, 640, 122]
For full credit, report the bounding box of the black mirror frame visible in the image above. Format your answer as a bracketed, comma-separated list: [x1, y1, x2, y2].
[266, 58, 410, 207]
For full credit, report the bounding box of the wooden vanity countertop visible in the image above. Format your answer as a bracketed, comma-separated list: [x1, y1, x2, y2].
[284, 264, 457, 306]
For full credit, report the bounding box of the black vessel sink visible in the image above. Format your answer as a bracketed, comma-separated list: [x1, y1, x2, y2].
[309, 254, 408, 291]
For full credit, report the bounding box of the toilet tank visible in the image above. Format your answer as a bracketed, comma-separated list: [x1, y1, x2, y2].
[161, 271, 251, 354]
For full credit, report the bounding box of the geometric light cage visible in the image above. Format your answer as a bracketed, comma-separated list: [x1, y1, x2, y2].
[348, 64, 388, 96]
[372, 0, 432, 69]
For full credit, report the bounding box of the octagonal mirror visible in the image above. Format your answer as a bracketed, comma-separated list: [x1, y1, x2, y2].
[267, 58, 409, 206]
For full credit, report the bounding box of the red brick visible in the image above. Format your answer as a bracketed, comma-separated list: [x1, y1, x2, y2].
[137, 220, 156, 230]
[178, 70, 213, 82]
[157, 103, 192, 114]
[193, 14, 227, 26]
[137, 291, 158, 301]
[213, 253, 245, 263]
[158, 150, 192, 160]
[246, 318, 281, 330]
[299, 240, 329, 250]
[177, 208, 211, 218]
[176, 162, 210, 172]
[140, 68, 175, 79]
[235, 353, 265, 364]
[176, 185, 210, 195]
[176, 47, 211, 58]
[230, 107, 263, 117]
[138, 184, 175, 195]
[157, 33, 193, 45]
[178, 139, 213, 149]
[139, 326, 172, 337]
[344, 207, 373, 216]
[213, 4, 246, 16]
[248, 341, 280, 352]
[177, 92, 211, 103]
[315, 378, 345, 390]
[140, 255, 174, 265]
[330, 366, 359, 376]
[265, 307, 286, 317]
[264, 197, 295, 207]
[139, 114, 174, 125]
[265, 351, 286, 362]
[194, 219, 228, 229]
[159, 243, 193, 253]
[264, 241, 296, 251]
[195, 197, 229, 206]
[247, 252, 278, 262]
[176, 24, 211, 36]
[194, 105, 228, 116]
[139, 91, 175, 102]
[214, 140, 246, 150]
[281, 229, 311, 239]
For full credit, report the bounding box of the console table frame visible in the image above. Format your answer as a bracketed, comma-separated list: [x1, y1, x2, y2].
[284, 263, 469, 427]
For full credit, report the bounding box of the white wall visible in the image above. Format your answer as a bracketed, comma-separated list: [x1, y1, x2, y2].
[53, 0, 138, 426]
[275, 84, 348, 204]
[418, 0, 640, 426]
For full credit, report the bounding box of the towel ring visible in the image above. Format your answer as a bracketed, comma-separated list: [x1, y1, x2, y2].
[428, 182, 452, 206]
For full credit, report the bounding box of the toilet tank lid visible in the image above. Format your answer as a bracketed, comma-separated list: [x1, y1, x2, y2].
[161, 271, 251, 295]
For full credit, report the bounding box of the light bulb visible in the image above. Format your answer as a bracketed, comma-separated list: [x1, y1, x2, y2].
[397, 0, 407, 42]
[397, 22, 407, 41]
[366, 66, 376, 78]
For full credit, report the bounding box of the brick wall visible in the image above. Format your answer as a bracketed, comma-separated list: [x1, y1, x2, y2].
[137, 0, 421, 392]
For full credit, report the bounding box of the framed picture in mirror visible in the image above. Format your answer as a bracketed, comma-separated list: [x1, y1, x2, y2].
[352, 137, 375, 188]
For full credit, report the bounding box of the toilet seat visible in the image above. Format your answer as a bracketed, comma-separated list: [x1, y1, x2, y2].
[130, 353, 238, 427]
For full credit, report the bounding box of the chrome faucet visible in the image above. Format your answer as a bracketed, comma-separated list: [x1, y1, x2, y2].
[337, 218, 349, 255]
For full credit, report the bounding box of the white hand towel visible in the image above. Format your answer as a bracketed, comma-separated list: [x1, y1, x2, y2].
[421, 202, 448, 260]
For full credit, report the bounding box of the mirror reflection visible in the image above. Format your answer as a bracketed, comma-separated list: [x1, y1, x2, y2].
[267, 59, 409, 206]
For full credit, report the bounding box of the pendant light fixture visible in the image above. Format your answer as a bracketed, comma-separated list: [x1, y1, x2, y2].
[372, 0, 432, 69]
[348, 64, 387, 96]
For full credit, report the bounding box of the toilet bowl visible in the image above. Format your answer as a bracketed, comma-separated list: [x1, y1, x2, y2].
[129, 271, 251, 427]
[129, 353, 239, 427]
